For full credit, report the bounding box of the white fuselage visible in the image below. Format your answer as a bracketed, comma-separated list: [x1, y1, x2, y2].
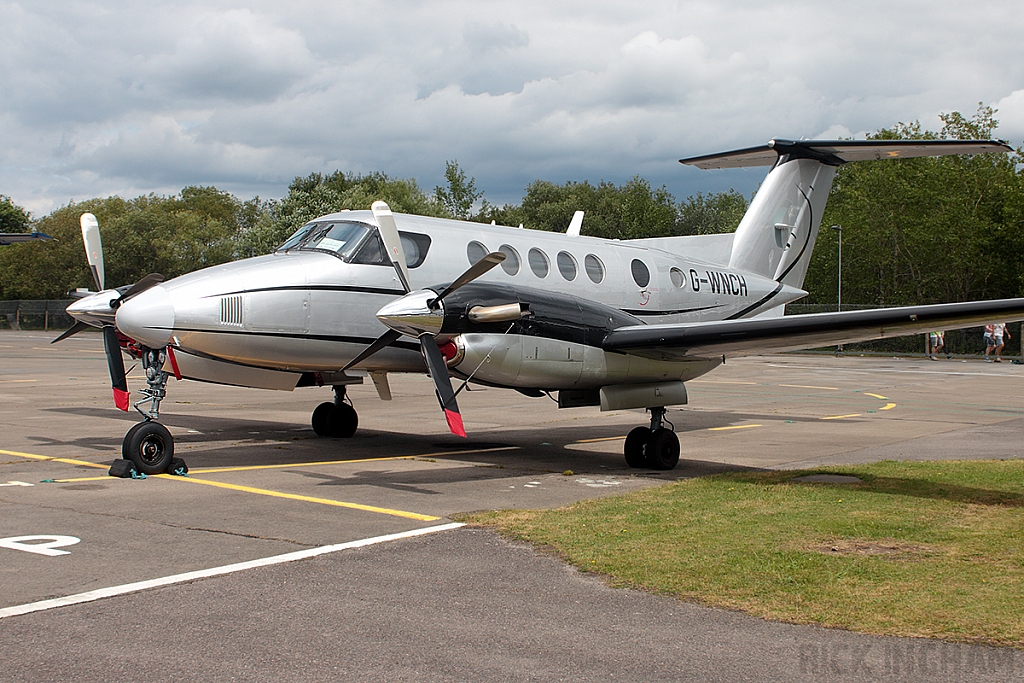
[114, 211, 804, 390]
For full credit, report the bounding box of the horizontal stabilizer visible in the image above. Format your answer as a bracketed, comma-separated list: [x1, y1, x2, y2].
[680, 139, 1013, 169]
[603, 298, 1024, 361]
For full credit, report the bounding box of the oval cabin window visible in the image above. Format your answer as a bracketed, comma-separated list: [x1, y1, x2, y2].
[585, 254, 604, 284]
[528, 248, 549, 278]
[631, 259, 650, 288]
[557, 251, 577, 281]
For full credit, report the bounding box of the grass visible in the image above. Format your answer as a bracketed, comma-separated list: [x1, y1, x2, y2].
[463, 460, 1024, 646]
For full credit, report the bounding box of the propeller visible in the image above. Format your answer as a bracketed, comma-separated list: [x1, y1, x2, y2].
[111, 272, 165, 308]
[343, 201, 506, 436]
[103, 325, 130, 411]
[81, 213, 104, 291]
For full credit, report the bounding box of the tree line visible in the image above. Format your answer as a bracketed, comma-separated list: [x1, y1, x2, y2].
[1, 107, 1021, 307]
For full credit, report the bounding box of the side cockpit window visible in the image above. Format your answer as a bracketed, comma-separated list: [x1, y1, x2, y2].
[280, 221, 431, 269]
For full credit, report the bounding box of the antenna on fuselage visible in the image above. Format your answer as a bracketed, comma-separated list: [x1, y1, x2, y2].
[566, 211, 584, 236]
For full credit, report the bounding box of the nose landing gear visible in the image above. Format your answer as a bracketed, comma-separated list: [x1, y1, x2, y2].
[119, 346, 181, 475]
[624, 407, 680, 470]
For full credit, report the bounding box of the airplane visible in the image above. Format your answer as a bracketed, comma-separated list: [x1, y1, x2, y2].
[0, 232, 52, 245]
[55, 137, 1024, 476]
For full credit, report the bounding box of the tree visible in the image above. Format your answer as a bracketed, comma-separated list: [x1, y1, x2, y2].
[434, 160, 483, 220]
[804, 106, 1024, 307]
[0, 195, 31, 233]
[676, 190, 749, 235]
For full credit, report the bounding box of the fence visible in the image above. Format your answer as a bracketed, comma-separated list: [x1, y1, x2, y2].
[0, 300, 75, 331]
[786, 304, 1022, 359]
[0, 300, 1018, 359]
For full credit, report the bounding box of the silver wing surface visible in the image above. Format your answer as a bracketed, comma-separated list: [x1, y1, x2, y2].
[602, 298, 1024, 361]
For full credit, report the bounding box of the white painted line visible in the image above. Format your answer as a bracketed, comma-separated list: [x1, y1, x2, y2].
[0, 522, 465, 620]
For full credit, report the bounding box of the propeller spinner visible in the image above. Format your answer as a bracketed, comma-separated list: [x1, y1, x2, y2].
[343, 202, 507, 437]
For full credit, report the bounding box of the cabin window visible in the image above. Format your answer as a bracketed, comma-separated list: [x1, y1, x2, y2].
[584, 254, 604, 284]
[630, 259, 650, 288]
[400, 232, 431, 269]
[670, 267, 686, 288]
[498, 244, 520, 275]
[467, 241, 488, 265]
[557, 251, 577, 281]
[528, 248, 549, 278]
[350, 232, 389, 265]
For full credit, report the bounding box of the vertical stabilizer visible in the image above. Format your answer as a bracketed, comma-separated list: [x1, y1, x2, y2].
[728, 159, 834, 288]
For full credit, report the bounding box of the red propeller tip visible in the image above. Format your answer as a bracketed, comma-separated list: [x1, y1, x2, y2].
[444, 409, 467, 438]
[113, 388, 130, 412]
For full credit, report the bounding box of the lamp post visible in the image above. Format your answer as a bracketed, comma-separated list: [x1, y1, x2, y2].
[830, 224, 842, 312]
[831, 225, 842, 356]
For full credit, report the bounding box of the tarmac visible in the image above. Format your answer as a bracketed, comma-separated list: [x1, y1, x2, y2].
[1, 330, 1023, 682]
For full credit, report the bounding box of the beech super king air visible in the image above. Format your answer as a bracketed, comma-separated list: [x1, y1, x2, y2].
[58, 138, 1024, 475]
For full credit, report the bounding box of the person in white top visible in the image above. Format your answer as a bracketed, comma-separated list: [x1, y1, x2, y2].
[985, 323, 1010, 362]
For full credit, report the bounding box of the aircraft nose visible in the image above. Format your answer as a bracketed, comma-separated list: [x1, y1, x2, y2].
[115, 285, 175, 348]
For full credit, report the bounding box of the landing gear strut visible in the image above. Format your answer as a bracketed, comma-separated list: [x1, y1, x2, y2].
[121, 346, 178, 474]
[623, 407, 680, 471]
[312, 385, 359, 438]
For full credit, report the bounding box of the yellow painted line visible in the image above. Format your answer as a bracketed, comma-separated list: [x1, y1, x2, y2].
[821, 414, 861, 420]
[779, 384, 839, 391]
[880, 403, 897, 411]
[689, 380, 758, 385]
[0, 448, 109, 470]
[864, 393, 888, 400]
[51, 446, 522, 482]
[156, 475, 440, 521]
[708, 424, 762, 431]
[190, 446, 520, 474]
[0, 379, 37, 383]
[576, 435, 626, 443]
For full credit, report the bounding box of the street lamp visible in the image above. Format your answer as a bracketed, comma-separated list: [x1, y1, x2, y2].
[830, 225, 842, 356]
[830, 225, 842, 313]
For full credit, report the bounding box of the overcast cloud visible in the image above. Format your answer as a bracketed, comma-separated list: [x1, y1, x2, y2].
[2, 0, 1023, 215]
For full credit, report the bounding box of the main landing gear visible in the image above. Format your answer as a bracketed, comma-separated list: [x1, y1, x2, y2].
[311, 385, 359, 438]
[120, 347, 180, 475]
[623, 407, 680, 471]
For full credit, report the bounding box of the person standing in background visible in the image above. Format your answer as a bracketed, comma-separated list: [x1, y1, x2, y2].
[929, 331, 951, 360]
[992, 322, 1010, 362]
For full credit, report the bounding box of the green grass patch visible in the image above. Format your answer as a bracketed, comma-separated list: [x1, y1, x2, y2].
[463, 460, 1024, 646]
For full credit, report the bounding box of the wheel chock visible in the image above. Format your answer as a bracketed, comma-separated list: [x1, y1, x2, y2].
[108, 459, 137, 478]
[166, 458, 189, 476]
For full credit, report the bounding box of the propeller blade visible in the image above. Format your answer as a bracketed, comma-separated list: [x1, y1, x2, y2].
[430, 252, 506, 308]
[371, 201, 411, 293]
[419, 332, 466, 437]
[102, 326, 129, 411]
[112, 273, 165, 308]
[341, 329, 403, 373]
[51, 320, 90, 344]
[80, 213, 104, 291]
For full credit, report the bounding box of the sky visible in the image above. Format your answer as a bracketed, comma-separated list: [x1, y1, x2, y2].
[2, 0, 1023, 216]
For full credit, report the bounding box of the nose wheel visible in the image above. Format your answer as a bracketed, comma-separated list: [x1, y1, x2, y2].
[623, 408, 679, 470]
[123, 421, 175, 474]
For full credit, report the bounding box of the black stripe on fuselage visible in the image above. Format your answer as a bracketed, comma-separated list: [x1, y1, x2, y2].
[149, 326, 422, 352]
[725, 282, 784, 320]
[201, 285, 406, 299]
[623, 305, 723, 316]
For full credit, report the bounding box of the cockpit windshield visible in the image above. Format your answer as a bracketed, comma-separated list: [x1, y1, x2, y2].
[276, 221, 371, 259]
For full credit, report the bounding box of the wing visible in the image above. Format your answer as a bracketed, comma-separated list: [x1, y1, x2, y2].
[680, 139, 1013, 170]
[602, 298, 1024, 361]
[0, 232, 52, 245]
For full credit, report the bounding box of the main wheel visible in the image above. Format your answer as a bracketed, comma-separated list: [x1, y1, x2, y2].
[327, 403, 358, 438]
[646, 428, 680, 470]
[123, 421, 174, 474]
[624, 426, 651, 468]
[311, 402, 334, 436]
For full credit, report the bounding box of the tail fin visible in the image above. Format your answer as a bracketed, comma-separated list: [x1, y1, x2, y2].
[680, 138, 1012, 289]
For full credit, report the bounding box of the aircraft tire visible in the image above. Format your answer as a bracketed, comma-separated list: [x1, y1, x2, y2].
[327, 403, 358, 438]
[311, 402, 334, 436]
[646, 429, 679, 470]
[123, 421, 175, 475]
[624, 427, 651, 468]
